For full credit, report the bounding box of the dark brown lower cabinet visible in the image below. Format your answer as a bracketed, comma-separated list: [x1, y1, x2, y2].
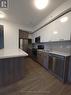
[0, 57, 25, 87]
[37, 51, 48, 70]
[43, 52, 48, 69]
[48, 55, 53, 72]
[54, 57, 64, 80]
[68, 57, 71, 82]
[48, 54, 65, 81]
[37, 51, 43, 65]
[27, 48, 32, 57]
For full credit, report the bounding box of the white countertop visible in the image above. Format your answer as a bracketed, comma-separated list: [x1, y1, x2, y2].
[49, 51, 71, 57]
[37, 49, 71, 57]
[0, 49, 28, 59]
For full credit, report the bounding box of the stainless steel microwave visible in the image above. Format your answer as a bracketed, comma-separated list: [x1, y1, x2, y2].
[35, 36, 40, 43]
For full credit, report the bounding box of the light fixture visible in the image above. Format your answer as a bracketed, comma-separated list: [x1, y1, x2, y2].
[34, 0, 49, 10]
[53, 31, 58, 35]
[60, 17, 68, 23]
[0, 11, 5, 18]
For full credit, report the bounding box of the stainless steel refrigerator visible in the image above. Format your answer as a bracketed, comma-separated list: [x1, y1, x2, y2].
[19, 39, 28, 52]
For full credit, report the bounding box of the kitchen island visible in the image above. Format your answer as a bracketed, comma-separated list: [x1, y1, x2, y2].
[0, 49, 28, 87]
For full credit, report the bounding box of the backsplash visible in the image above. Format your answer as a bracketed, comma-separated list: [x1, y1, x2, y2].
[32, 40, 71, 51]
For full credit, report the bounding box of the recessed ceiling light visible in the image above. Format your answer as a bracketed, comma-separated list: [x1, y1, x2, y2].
[60, 17, 68, 23]
[0, 11, 5, 18]
[53, 31, 58, 34]
[34, 0, 49, 10]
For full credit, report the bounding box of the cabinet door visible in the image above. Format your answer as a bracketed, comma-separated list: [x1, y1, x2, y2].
[42, 53, 48, 70]
[23, 32, 28, 38]
[68, 57, 71, 81]
[50, 12, 71, 41]
[19, 30, 28, 39]
[48, 55, 53, 71]
[48, 54, 65, 80]
[0, 25, 4, 49]
[37, 51, 48, 69]
[54, 56, 65, 80]
[37, 53, 42, 64]
[37, 51, 43, 65]
[27, 49, 32, 57]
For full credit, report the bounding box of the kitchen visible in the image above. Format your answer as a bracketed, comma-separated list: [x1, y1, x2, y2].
[0, 0, 71, 95]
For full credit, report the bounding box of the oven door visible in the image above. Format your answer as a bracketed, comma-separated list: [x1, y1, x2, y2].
[32, 48, 37, 59]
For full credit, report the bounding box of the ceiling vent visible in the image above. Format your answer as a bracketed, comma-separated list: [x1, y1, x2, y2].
[0, 0, 8, 8]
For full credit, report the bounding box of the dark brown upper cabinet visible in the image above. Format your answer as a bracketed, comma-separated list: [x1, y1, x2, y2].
[19, 29, 29, 39]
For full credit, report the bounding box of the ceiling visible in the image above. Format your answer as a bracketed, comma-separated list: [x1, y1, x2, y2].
[1, 0, 67, 30]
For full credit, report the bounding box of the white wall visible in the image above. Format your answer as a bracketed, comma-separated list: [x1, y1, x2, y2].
[32, 0, 71, 43]
[28, 33, 32, 39]
[0, 20, 31, 49]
